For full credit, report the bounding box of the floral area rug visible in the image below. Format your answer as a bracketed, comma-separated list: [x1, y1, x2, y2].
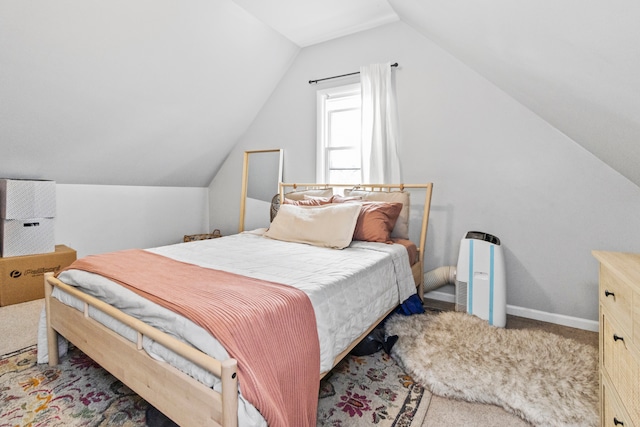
[1, 345, 430, 427]
[317, 351, 431, 426]
[0, 346, 146, 426]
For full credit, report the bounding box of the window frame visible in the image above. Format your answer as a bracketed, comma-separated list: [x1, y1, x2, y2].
[316, 83, 362, 183]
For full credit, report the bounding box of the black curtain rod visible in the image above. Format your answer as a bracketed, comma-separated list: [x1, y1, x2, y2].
[308, 62, 398, 85]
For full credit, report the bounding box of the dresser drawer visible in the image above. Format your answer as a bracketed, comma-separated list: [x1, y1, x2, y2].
[602, 311, 640, 424]
[602, 378, 635, 427]
[600, 267, 633, 330]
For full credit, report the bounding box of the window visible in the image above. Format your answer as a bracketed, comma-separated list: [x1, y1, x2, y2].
[316, 84, 361, 184]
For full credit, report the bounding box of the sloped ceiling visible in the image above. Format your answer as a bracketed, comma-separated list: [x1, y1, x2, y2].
[2, 0, 639, 188]
[0, 0, 299, 187]
[231, 0, 399, 47]
[238, 0, 640, 188]
[388, 0, 640, 188]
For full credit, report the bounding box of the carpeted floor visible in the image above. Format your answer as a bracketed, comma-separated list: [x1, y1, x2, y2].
[0, 298, 598, 426]
[0, 298, 44, 356]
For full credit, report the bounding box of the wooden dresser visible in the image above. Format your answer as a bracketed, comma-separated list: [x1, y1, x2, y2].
[593, 251, 640, 427]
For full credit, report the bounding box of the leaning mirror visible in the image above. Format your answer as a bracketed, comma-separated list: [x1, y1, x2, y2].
[239, 149, 283, 233]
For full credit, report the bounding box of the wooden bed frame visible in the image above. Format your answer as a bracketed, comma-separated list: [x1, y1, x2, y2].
[44, 182, 433, 427]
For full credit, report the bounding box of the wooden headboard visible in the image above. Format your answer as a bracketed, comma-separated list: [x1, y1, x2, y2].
[278, 182, 434, 298]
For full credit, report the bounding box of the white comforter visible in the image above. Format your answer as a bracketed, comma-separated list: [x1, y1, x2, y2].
[38, 231, 416, 426]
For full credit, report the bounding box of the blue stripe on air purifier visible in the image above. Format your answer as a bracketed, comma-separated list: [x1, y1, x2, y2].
[489, 245, 495, 325]
[468, 239, 474, 315]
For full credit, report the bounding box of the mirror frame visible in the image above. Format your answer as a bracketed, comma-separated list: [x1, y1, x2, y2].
[239, 149, 284, 233]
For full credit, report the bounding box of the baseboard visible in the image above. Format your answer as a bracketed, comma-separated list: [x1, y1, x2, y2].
[424, 290, 599, 332]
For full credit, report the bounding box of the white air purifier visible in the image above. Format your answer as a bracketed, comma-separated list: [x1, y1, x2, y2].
[455, 231, 506, 327]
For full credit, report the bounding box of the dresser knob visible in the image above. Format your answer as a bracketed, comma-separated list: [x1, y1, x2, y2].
[604, 290, 615, 298]
[613, 334, 625, 343]
[614, 417, 624, 426]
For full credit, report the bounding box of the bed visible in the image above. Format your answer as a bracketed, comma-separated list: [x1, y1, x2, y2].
[41, 182, 433, 427]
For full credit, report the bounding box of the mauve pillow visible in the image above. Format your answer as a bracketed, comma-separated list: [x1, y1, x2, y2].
[283, 197, 330, 207]
[353, 202, 403, 243]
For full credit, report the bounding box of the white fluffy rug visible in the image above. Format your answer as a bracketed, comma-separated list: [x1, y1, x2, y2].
[385, 311, 598, 427]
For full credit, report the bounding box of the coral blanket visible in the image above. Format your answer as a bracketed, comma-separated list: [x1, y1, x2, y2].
[63, 249, 320, 427]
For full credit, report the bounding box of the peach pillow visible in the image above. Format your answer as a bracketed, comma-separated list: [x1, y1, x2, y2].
[264, 203, 361, 249]
[352, 202, 403, 243]
[343, 190, 410, 239]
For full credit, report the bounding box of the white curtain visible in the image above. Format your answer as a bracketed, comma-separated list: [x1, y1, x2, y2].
[360, 62, 402, 183]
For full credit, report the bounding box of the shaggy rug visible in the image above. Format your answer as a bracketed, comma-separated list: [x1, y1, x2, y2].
[0, 345, 430, 426]
[385, 311, 599, 427]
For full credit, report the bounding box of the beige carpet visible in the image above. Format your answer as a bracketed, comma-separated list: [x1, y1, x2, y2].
[0, 298, 43, 355]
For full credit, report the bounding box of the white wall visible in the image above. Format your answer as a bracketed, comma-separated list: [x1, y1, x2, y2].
[244, 198, 272, 231]
[209, 21, 640, 325]
[56, 184, 209, 258]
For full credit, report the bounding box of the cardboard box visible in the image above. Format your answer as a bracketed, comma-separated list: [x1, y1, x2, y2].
[0, 245, 76, 306]
[0, 179, 56, 219]
[1, 218, 55, 257]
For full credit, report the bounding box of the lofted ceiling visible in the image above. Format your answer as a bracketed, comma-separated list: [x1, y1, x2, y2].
[230, 0, 399, 47]
[235, 0, 640, 188]
[389, 0, 640, 189]
[2, 0, 639, 188]
[0, 0, 300, 187]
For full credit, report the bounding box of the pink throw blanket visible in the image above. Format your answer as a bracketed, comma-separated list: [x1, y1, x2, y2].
[62, 249, 320, 426]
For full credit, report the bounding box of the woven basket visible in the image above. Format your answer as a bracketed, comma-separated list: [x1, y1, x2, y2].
[183, 229, 222, 242]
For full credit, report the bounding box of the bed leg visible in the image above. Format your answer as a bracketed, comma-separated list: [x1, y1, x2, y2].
[44, 272, 59, 366]
[221, 359, 239, 427]
[418, 281, 425, 302]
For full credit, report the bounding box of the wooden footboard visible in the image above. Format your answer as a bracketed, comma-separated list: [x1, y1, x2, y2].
[44, 273, 399, 425]
[44, 272, 239, 427]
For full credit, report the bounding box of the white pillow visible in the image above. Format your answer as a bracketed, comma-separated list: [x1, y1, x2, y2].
[264, 203, 361, 249]
[284, 188, 333, 201]
[343, 190, 410, 239]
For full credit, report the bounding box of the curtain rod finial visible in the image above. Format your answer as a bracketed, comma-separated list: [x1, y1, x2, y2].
[308, 62, 398, 85]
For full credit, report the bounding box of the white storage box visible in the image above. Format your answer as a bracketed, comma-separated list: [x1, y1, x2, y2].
[0, 218, 55, 257]
[0, 179, 56, 219]
[0, 179, 56, 257]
